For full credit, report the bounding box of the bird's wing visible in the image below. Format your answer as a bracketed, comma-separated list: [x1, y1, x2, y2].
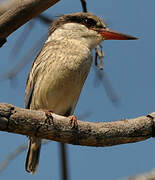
[24, 51, 42, 109]
[24, 41, 59, 109]
[24, 75, 34, 109]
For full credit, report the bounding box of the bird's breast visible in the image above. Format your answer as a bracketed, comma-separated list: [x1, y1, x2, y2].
[32, 40, 92, 115]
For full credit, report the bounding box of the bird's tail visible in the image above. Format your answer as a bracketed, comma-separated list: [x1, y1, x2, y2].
[25, 137, 41, 174]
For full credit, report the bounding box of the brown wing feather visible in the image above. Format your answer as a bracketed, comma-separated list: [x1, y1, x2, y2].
[24, 51, 42, 109]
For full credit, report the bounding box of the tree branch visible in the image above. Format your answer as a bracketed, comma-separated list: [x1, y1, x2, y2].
[0, 0, 60, 47]
[0, 103, 154, 147]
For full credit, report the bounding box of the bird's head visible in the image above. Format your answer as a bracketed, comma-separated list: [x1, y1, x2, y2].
[49, 12, 137, 49]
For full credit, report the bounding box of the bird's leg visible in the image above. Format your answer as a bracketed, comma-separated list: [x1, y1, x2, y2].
[68, 115, 78, 128]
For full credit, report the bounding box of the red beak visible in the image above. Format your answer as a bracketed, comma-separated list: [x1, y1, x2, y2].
[98, 28, 138, 40]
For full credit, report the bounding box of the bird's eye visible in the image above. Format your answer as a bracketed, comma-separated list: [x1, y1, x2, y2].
[83, 18, 97, 27]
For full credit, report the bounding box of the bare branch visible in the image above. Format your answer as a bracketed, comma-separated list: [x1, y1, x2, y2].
[95, 45, 104, 70]
[37, 14, 53, 25]
[0, 144, 27, 173]
[0, 35, 46, 80]
[93, 68, 119, 105]
[0, 103, 154, 147]
[8, 20, 35, 61]
[59, 143, 69, 180]
[80, 0, 87, 12]
[0, 0, 60, 47]
[0, 141, 49, 173]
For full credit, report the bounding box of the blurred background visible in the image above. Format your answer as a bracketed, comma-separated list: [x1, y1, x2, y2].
[0, 0, 155, 179]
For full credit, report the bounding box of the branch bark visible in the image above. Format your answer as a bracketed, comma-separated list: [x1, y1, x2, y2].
[0, 103, 155, 147]
[0, 0, 60, 47]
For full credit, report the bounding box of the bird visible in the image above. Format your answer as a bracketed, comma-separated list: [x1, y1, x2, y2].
[24, 12, 137, 174]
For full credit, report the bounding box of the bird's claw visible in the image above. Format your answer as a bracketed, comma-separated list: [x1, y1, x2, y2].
[44, 109, 53, 125]
[44, 109, 53, 116]
[68, 115, 78, 128]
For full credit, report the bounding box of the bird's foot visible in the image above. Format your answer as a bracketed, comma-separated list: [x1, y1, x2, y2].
[44, 109, 53, 116]
[44, 109, 53, 125]
[68, 115, 78, 128]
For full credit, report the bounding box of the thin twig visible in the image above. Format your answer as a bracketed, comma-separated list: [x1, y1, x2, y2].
[80, 0, 87, 12]
[9, 20, 35, 61]
[95, 45, 104, 70]
[93, 45, 119, 104]
[0, 141, 49, 173]
[93, 67, 119, 105]
[59, 143, 69, 180]
[0, 144, 27, 173]
[0, 35, 46, 80]
[37, 14, 53, 25]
